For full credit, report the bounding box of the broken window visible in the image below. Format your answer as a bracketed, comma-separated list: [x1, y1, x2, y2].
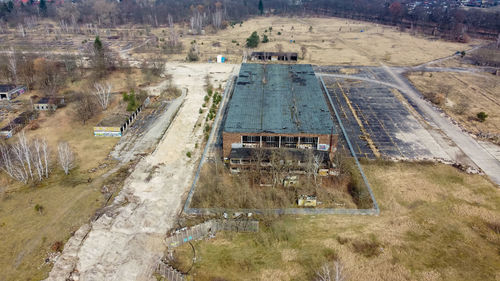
[242, 135, 259, 143]
[282, 136, 298, 148]
[262, 136, 279, 147]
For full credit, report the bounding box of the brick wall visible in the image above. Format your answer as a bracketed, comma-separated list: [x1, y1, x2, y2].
[222, 131, 338, 158]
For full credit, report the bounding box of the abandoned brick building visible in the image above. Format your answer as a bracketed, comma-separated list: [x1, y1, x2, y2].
[222, 63, 337, 173]
[250, 52, 298, 62]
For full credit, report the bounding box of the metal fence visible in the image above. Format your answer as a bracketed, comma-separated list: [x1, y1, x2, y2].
[155, 263, 185, 281]
[165, 220, 259, 249]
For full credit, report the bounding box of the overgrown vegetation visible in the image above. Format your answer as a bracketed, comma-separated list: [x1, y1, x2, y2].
[174, 161, 500, 281]
[191, 151, 366, 210]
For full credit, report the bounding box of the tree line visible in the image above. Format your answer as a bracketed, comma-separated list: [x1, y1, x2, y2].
[0, 0, 498, 40]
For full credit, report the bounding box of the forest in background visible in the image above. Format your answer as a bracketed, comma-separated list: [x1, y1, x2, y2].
[0, 0, 499, 41]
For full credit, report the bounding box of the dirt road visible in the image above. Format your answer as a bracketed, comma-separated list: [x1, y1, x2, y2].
[46, 63, 236, 281]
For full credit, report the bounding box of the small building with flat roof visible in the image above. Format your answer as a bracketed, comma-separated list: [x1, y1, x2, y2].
[33, 97, 65, 111]
[222, 63, 337, 164]
[93, 114, 129, 137]
[0, 85, 27, 101]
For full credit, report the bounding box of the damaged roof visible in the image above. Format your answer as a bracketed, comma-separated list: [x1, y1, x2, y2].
[223, 63, 333, 135]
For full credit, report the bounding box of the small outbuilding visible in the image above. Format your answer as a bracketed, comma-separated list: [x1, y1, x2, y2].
[33, 97, 65, 111]
[93, 114, 129, 137]
[0, 85, 27, 101]
[0, 111, 36, 138]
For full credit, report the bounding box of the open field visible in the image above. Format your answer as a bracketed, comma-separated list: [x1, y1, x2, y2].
[173, 161, 500, 281]
[146, 16, 476, 66]
[0, 17, 477, 67]
[407, 72, 500, 143]
[0, 161, 132, 281]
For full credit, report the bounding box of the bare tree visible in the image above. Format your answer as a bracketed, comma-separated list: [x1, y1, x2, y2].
[74, 92, 100, 125]
[301, 45, 308, 59]
[93, 82, 112, 110]
[0, 143, 28, 184]
[0, 132, 50, 184]
[269, 148, 292, 188]
[17, 24, 26, 38]
[212, 2, 223, 31]
[32, 137, 50, 180]
[190, 9, 203, 34]
[316, 261, 347, 281]
[275, 43, 283, 53]
[7, 47, 18, 84]
[58, 141, 74, 175]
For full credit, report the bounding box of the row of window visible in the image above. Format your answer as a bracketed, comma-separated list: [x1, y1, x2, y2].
[242, 136, 318, 144]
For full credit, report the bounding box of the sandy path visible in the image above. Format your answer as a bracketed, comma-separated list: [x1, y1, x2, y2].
[46, 63, 235, 281]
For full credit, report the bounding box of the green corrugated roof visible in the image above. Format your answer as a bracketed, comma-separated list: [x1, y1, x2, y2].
[223, 64, 333, 135]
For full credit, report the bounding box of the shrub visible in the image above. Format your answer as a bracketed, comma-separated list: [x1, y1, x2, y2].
[51, 241, 63, 252]
[199, 108, 203, 114]
[204, 95, 209, 102]
[322, 248, 338, 261]
[186, 151, 192, 158]
[262, 34, 269, 43]
[477, 112, 488, 122]
[187, 44, 199, 61]
[351, 235, 382, 258]
[34, 204, 44, 214]
[246, 31, 260, 48]
[277, 31, 282, 35]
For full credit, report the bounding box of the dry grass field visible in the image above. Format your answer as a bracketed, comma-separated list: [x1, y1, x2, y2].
[0, 100, 123, 280]
[150, 16, 476, 66]
[407, 72, 500, 142]
[172, 161, 500, 281]
[0, 17, 476, 67]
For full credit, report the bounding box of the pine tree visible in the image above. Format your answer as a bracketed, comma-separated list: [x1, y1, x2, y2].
[246, 31, 260, 48]
[39, 0, 47, 16]
[258, 0, 264, 15]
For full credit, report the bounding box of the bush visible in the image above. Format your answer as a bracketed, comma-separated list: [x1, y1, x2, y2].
[477, 112, 488, 122]
[246, 31, 260, 48]
[351, 235, 382, 258]
[34, 204, 44, 214]
[277, 31, 282, 35]
[186, 151, 192, 158]
[51, 241, 63, 252]
[262, 34, 269, 43]
[187, 44, 199, 61]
